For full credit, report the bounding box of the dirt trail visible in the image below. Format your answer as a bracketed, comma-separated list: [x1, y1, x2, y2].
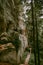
[0, 62, 12, 65]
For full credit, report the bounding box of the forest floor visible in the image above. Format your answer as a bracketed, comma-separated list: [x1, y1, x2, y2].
[0, 62, 12, 65]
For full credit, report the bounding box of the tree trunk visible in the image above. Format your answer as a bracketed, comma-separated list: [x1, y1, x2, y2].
[17, 4, 28, 64]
